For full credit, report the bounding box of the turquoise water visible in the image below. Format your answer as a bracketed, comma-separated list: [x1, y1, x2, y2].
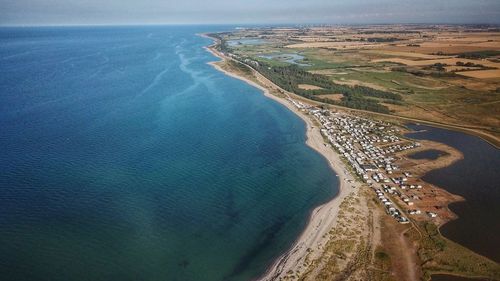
[0, 26, 338, 281]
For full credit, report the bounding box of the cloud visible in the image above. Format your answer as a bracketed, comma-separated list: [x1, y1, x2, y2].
[1, 0, 499, 25]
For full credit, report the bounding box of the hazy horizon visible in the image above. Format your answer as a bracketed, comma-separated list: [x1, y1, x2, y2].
[1, 0, 500, 26]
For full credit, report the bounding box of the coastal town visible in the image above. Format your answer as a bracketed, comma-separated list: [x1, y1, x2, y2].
[288, 97, 447, 225]
[206, 30, 500, 281]
[3, 2, 500, 281]
[212, 25, 500, 150]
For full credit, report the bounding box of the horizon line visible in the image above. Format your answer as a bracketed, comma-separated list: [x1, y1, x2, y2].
[1, 22, 500, 28]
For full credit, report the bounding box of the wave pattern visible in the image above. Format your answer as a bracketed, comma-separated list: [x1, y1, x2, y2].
[0, 26, 338, 281]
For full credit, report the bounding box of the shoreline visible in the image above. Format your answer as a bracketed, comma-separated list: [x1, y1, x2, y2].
[200, 33, 500, 280]
[202, 34, 358, 280]
[198, 36, 499, 150]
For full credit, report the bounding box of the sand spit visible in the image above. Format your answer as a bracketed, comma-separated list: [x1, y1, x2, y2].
[201, 34, 358, 281]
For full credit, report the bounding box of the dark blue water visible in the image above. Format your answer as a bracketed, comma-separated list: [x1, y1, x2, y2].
[0, 26, 338, 281]
[408, 149, 448, 160]
[406, 125, 500, 262]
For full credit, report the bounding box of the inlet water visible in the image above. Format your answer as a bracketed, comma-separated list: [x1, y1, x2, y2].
[408, 149, 448, 160]
[406, 124, 500, 262]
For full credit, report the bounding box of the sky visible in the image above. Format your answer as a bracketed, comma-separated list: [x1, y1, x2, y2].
[1, 0, 500, 26]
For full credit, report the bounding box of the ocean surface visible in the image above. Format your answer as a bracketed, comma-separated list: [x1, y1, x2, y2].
[0, 26, 338, 281]
[406, 125, 500, 262]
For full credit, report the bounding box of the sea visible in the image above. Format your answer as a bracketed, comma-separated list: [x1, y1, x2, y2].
[0, 26, 339, 281]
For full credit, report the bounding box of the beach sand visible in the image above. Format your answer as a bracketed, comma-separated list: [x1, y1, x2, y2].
[201, 34, 500, 281]
[202, 36, 358, 280]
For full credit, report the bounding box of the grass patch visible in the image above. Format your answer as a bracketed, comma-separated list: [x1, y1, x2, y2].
[372, 247, 396, 281]
[417, 221, 500, 280]
[456, 50, 500, 59]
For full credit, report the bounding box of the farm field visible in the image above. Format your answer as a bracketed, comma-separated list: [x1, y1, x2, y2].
[216, 24, 500, 143]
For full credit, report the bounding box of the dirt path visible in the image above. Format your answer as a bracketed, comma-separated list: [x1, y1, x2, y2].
[399, 228, 420, 281]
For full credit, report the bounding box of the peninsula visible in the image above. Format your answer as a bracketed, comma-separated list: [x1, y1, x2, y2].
[204, 26, 500, 280]
[3, 1, 500, 281]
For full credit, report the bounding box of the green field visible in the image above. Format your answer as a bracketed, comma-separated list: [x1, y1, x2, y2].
[211, 29, 500, 143]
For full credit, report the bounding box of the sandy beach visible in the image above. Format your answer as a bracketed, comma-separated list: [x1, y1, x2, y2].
[202, 35, 358, 280]
[190, 34, 500, 281]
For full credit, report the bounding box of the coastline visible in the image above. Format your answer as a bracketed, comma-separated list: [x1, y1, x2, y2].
[202, 35, 357, 280]
[198, 36, 499, 150]
[200, 33, 500, 281]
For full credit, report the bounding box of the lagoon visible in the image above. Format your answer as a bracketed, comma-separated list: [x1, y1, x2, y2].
[406, 124, 500, 262]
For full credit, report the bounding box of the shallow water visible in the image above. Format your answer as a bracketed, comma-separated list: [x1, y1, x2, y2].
[0, 26, 338, 281]
[259, 53, 310, 66]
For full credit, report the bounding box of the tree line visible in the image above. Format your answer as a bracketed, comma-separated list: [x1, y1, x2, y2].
[254, 63, 402, 114]
[210, 33, 403, 114]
